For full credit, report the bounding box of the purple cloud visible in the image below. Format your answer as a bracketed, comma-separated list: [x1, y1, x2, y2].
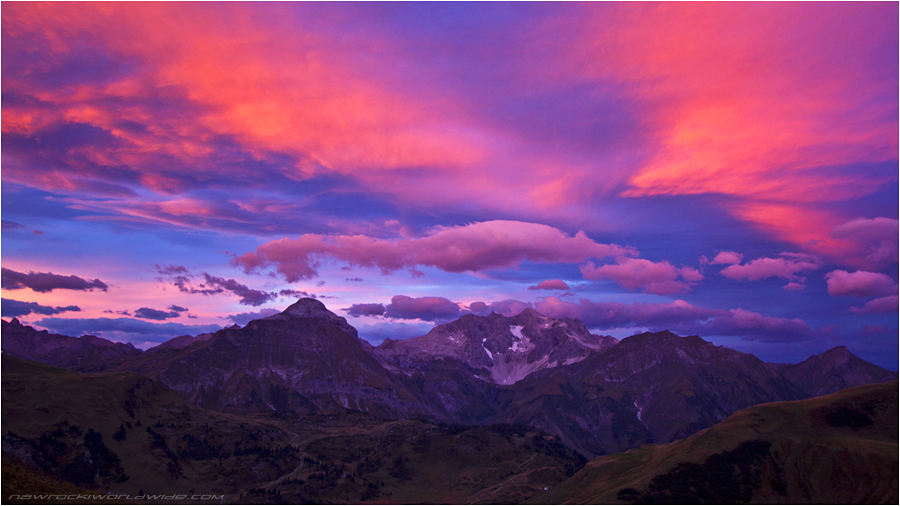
[581, 258, 702, 294]
[2, 221, 26, 231]
[1, 268, 108, 293]
[33, 317, 223, 344]
[710, 251, 743, 265]
[164, 267, 279, 307]
[279, 288, 311, 299]
[825, 270, 897, 297]
[344, 303, 386, 317]
[234, 220, 635, 282]
[224, 308, 280, 326]
[1, 298, 81, 318]
[850, 296, 898, 315]
[134, 307, 181, 321]
[383, 295, 462, 322]
[719, 253, 822, 281]
[831, 217, 899, 267]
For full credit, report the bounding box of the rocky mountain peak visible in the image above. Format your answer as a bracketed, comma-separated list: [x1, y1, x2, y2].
[264, 298, 359, 338]
[372, 308, 617, 385]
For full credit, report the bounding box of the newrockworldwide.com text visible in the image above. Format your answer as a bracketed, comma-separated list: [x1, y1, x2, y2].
[8, 494, 226, 501]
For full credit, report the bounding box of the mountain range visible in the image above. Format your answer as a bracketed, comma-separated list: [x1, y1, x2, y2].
[2, 297, 897, 503]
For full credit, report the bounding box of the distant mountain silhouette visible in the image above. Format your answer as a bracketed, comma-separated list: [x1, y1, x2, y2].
[774, 345, 898, 397]
[1, 317, 140, 371]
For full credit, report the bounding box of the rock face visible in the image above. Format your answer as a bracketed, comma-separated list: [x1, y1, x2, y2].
[372, 309, 618, 385]
[774, 346, 899, 397]
[0, 318, 141, 371]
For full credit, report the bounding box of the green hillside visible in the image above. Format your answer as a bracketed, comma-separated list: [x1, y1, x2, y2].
[532, 381, 898, 504]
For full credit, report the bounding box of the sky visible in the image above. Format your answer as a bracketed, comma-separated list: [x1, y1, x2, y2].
[1, 2, 897, 369]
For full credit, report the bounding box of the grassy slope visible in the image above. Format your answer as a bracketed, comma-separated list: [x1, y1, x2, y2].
[2, 354, 586, 504]
[1, 354, 306, 501]
[531, 381, 898, 504]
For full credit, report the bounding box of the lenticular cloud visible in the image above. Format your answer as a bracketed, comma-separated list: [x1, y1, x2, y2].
[235, 220, 635, 282]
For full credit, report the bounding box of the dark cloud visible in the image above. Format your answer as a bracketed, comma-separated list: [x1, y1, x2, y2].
[1, 298, 81, 318]
[466, 296, 824, 343]
[163, 267, 278, 307]
[223, 308, 280, 326]
[134, 307, 180, 321]
[344, 303, 386, 317]
[346, 277, 364, 282]
[103, 309, 131, 316]
[279, 288, 311, 299]
[1, 268, 108, 293]
[168, 305, 188, 312]
[200, 274, 275, 306]
[383, 295, 462, 322]
[356, 321, 434, 346]
[525, 297, 823, 343]
[155, 264, 190, 276]
[33, 317, 222, 344]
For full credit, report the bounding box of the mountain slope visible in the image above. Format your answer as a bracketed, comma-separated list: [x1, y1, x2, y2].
[488, 331, 807, 458]
[1, 353, 299, 498]
[372, 309, 617, 385]
[1, 318, 141, 372]
[116, 299, 432, 419]
[532, 381, 899, 504]
[775, 345, 899, 397]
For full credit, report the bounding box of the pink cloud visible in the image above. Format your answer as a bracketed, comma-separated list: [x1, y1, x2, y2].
[830, 217, 899, 268]
[588, 3, 898, 250]
[235, 220, 635, 282]
[719, 253, 823, 282]
[850, 296, 899, 315]
[580, 258, 703, 294]
[710, 251, 743, 265]
[825, 270, 897, 297]
[528, 279, 571, 291]
[781, 281, 807, 291]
